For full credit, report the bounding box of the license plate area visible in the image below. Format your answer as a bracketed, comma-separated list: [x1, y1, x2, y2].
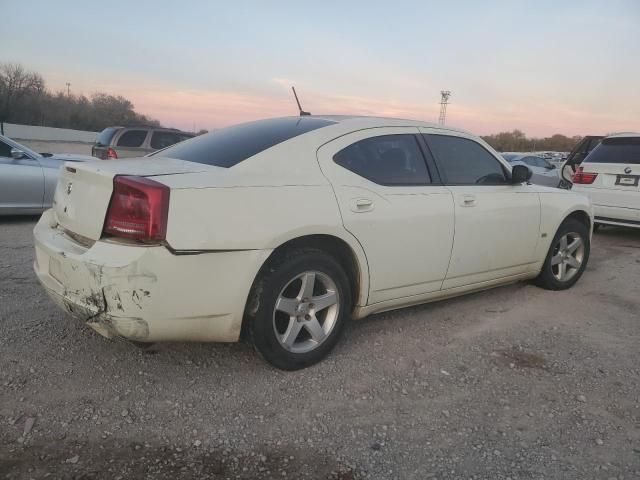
[615, 175, 639, 187]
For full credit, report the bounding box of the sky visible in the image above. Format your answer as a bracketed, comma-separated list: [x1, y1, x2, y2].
[2, 0, 639, 137]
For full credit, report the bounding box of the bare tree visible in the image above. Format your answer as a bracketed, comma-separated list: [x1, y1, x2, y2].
[0, 63, 45, 134]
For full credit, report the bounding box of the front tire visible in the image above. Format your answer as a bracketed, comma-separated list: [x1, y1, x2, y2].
[534, 218, 590, 290]
[246, 248, 351, 370]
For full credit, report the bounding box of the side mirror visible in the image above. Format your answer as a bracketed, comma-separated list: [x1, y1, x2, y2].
[511, 164, 532, 184]
[10, 148, 26, 160]
[11, 148, 27, 160]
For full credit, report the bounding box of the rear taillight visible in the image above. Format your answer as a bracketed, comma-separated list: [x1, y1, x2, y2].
[103, 176, 169, 243]
[106, 147, 118, 159]
[573, 167, 598, 184]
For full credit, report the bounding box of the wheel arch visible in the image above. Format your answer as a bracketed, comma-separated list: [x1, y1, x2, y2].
[241, 233, 369, 338]
[564, 208, 592, 232]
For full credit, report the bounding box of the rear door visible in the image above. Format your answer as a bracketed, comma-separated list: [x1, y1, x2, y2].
[422, 131, 541, 289]
[0, 139, 44, 212]
[112, 129, 150, 158]
[317, 127, 455, 304]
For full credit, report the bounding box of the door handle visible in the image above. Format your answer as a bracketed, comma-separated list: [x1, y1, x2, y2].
[351, 198, 374, 212]
[461, 194, 476, 207]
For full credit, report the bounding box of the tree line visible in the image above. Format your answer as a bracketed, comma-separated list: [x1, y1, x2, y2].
[481, 130, 581, 153]
[0, 63, 160, 134]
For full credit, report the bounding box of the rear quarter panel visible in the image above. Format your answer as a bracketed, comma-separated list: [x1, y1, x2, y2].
[158, 141, 371, 306]
[165, 184, 349, 250]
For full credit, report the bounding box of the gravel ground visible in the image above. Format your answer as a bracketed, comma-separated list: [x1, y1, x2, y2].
[1, 216, 639, 479]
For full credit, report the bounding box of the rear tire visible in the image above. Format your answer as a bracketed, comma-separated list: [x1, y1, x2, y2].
[245, 248, 351, 370]
[534, 218, 590, 290]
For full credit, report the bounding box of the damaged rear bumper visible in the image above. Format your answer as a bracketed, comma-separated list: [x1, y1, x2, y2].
[33, 209, 271, 343]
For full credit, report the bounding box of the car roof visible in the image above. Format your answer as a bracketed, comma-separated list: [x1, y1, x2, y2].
[605, 132, 640, 139]
[309, 114, 472, 134]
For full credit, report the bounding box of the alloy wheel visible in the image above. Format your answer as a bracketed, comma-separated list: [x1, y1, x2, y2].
[550, 232, 585, 282]
[272, 271, 340, 354]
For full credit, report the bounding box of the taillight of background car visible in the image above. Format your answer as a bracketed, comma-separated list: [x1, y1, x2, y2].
[103, 176, 169, 243]
[573, 167, 598, 184]
[106, 147, 118, 159]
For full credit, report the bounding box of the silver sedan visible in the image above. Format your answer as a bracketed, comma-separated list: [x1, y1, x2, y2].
[502, 153, 561, 188]
[0, 134, 96, 215]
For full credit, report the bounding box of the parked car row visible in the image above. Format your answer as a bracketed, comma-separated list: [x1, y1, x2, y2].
[501, 153, 561, 187]
[1, 126, 194, 214]
[0, 134, 95, 214]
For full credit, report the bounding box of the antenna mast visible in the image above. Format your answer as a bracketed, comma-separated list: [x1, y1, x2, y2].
[291, 86, 311, 116]
[438, 90, 451, 125]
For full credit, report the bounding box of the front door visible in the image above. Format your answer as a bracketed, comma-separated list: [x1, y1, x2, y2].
[317, 127, 455, 304]
[421, 131, 541, 289]
[0, 140, 44, 212]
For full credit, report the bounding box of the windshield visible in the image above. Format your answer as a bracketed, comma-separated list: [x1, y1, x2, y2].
[153, 117, 336, 168]
[95, 127, 120, 146]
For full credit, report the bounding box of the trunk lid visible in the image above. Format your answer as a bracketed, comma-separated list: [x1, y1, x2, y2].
[53, 157, 208, 240]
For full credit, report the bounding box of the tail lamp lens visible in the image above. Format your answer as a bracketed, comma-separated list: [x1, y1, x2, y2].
[103, 176, 169, 243]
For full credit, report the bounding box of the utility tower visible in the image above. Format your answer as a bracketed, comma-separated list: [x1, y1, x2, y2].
[438, 90, 451, 125]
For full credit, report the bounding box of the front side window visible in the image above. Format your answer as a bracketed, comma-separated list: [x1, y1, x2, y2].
[333, 134, 431, 185]
[426, 135, 508, 185]
[117, 130, 147, 148]
[150, 131, 181, 150]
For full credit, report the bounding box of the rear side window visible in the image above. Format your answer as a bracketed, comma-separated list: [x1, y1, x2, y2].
[426, 135, 508, 185]
[585, 137, 640, 165]
[96, 127, 119, 146]
[151, 131, 182, 149]
[117, 130, 147, 148]
[155, 117, 336, 168]
[333, 134, 431, 185]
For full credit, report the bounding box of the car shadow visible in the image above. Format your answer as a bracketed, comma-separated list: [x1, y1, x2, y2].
[0, 214, 41, 224]
[594, 225, 640, 242]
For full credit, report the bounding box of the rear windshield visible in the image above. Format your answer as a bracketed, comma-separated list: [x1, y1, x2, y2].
[153, 117, 336, 168]
[95, 127, 119, 146]
[585, 137, 640, 165]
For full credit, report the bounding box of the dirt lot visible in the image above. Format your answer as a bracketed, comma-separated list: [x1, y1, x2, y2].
[1, 217, 639, 479]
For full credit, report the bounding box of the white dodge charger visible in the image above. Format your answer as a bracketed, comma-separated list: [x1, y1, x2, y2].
[34, 116, 593, 369]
